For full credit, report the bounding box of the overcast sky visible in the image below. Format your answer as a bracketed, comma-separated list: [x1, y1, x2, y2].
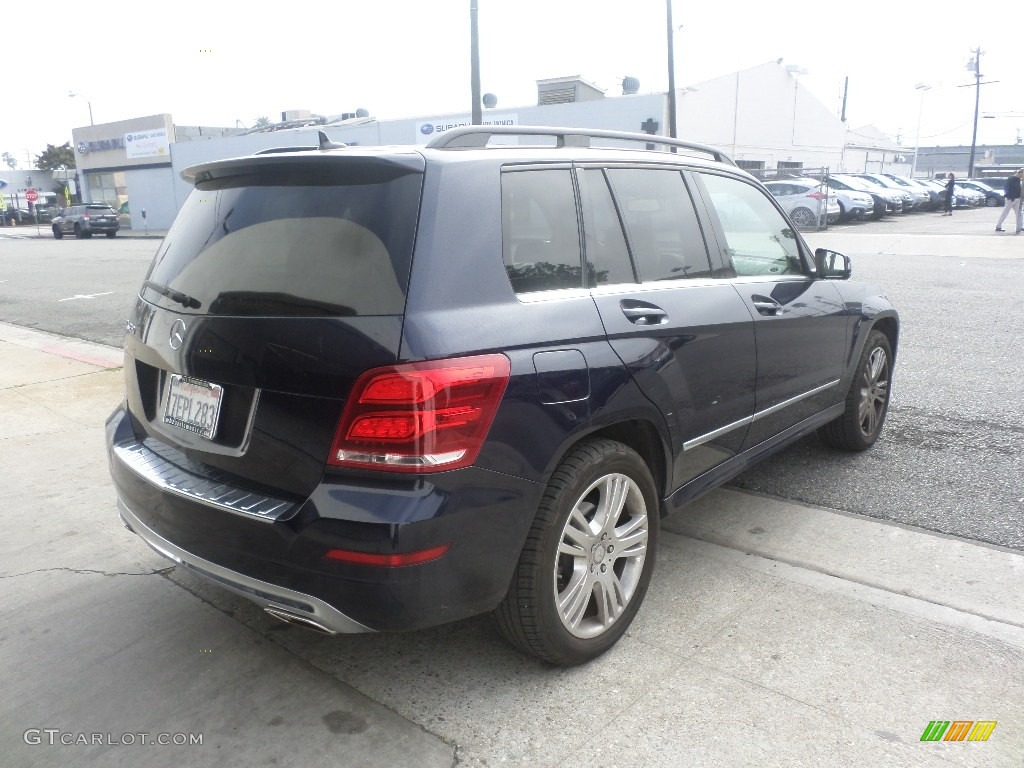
[3, 1, 1021, 169]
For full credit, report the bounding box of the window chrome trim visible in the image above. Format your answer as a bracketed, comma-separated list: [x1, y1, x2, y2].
[683, 379, 840, 451]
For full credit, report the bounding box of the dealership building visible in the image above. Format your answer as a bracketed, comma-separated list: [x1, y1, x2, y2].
[62, 61, 926, 231]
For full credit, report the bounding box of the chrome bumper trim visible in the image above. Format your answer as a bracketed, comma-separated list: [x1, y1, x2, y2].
[117, 499, 374, 634]
[112, 438, 294, 522]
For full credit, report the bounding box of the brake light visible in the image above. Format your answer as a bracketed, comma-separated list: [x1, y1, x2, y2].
[808, 191, 826, 200]
[328, 354, 511, 472]
[82, 214, 90, 220]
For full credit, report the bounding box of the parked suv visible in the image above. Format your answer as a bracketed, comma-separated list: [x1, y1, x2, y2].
[106, 126, 899, 665]
[51, 203, 120, 239]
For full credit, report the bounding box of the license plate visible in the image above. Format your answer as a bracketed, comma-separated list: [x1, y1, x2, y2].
[163, 375, 224, 440]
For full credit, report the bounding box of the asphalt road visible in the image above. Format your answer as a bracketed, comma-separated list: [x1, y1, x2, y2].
[1, 208, 1021, 550]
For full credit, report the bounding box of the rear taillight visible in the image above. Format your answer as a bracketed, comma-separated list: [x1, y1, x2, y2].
[808, 191, 825, 200]
[328, 354, 511, 472]
[82, 214, 90, 220]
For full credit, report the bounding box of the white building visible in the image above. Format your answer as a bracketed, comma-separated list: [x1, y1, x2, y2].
[66, 64, 904, 230]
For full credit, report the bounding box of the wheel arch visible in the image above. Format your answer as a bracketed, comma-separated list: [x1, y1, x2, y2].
[545, 418, 672, 513]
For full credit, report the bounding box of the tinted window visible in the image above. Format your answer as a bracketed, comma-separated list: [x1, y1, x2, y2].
[143, 162, 422, 316]
[501, 170, 582, 293]
[606, 169, 712, 281]
[577, 169, 636, 286]
[698, 173, 804, 278]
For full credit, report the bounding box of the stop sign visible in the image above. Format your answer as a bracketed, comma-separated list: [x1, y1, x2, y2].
[25, 189, 38, 203]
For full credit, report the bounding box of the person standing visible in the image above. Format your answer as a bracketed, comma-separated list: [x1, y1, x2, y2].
[942, 173, 955, 215]
[995, 168, 1024, 233]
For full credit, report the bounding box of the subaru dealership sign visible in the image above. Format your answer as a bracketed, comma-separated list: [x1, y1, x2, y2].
[415, 114, 518, 144]
[125, 129, 170, 159]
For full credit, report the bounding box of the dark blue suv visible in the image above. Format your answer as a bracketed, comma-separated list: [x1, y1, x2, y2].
[106, 126, 898, 665]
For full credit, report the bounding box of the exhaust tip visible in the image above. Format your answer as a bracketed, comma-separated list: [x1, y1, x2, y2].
[264, 607, 337, 635]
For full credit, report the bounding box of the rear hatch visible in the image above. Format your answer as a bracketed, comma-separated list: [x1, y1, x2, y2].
[83, 203, 118, 226]
[122, 150, 425, 498]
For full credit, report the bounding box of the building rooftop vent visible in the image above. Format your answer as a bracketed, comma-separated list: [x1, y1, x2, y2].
[536, 76, 606, 106]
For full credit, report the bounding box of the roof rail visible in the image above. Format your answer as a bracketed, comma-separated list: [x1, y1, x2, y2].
[425, 125, 736, 166]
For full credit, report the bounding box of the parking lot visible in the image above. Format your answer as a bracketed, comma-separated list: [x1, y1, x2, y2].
[1, 205, 1022, 766]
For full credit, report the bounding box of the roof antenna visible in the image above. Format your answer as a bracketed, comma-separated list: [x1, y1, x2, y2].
[318, 130, 347, 150]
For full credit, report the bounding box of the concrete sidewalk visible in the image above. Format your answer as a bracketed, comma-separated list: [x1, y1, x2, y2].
[1, 321, 1022, 767]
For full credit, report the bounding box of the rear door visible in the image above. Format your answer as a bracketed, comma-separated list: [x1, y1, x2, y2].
[691, 171, 848, 448]
[580, 165, 756, 489]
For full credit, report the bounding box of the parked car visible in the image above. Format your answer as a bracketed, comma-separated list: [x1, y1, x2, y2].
[881, 174, 941, 211]
[808, 177, 875, 221]
[51, 203, 120, 239]
[963, 180, 1005, 207]
[762, 178, 842, 227]
[918, 179, 962, 209]
[854, 173, 926, 211]
[828, 174, 903, 218]
[106, 126, 899, 665]
[953, 183, 986, 207]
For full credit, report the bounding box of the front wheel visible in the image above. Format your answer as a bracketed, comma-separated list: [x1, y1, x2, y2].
[52, 226, 63, 240]
[818, 330, 893, 451]
[495, 439, 659, 665]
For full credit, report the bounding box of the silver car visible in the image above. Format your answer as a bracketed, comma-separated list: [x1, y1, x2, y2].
[762, 178, 842, 228]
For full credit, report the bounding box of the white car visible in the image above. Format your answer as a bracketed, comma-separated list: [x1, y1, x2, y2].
[762, 179, 842, 228]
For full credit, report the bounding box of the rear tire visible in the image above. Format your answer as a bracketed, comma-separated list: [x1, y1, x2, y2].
[789, 207, 816, 228]
[495, 439, 659, 665]
[818, 330, 893, 451]
[74, 223, 84, 239]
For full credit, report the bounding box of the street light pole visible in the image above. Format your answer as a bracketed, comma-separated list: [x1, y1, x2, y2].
[665, 0, 677, 140]
[469, 0, 482, 126]
[68, 92, 94, 126]
[911, 83, 931, 179]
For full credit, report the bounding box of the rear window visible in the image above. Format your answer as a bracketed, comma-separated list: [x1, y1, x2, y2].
[143, 161, 422, 316]
[85, 204, 116, 213]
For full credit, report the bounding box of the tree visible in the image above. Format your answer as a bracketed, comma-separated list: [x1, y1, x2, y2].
[2, 152, 16, 169]
[34, 143, 76, 171]
[253, 116, 271, 128]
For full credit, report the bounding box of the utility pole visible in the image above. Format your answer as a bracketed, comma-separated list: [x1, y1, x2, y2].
[470, 0, 482, 126]
[665, 0, 677, 140]
[967, 47, 982, 179]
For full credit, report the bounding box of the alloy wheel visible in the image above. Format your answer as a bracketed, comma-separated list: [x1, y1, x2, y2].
[553, 472, 649, 639]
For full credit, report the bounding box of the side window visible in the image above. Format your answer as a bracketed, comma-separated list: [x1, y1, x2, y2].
[577, 169, 636, 286]
[698, 173, 804, 278]
[501, 169, 582, 293]
[606, 169, 712, 281]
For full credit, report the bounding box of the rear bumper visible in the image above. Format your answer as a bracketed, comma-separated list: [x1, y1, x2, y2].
[106, 405, 543, 633]
[118, 497, 372, 634]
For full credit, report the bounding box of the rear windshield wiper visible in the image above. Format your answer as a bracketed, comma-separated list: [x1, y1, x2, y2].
[143, 280, 201, 309]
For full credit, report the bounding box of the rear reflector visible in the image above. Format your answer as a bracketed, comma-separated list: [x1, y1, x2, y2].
[328, 354, 511, 473]
[324, 544, 451, 567]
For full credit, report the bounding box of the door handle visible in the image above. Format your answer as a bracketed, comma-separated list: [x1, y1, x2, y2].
[751, 295, 784, 316]
[620, 301, 669, 325]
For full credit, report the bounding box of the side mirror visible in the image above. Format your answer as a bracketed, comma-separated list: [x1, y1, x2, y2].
[814, 248, 851, 280]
